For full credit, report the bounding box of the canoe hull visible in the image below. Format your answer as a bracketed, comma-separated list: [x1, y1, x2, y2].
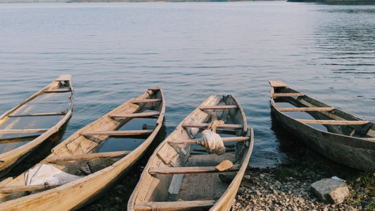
[128, 95, 253, 211]
[0, 88, 165, 210]
[271, 103, 375, 172]
[0, 75, 74, 178]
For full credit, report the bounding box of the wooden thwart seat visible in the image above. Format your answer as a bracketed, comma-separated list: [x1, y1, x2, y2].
[0, 136, 40, 143]
[9, 112, 65, 117]
[0, 129, 48, 134]
[269, 80, 288, 88]
[44, 89, 71, 93]
[134, 200, 216, 211]
[80, 130, 153, 136]
[109, 112, 160, 119]
[277, 107, 335, 112]
[149, 165, 240, 175]
[199, 105, 238, 110]
[168, 136, 249, 145]
[132, 99, 161, 103]
[28, 100, 71, 104]
[297, 119, 369, 125]
[272, 93, 305, 98]
[182, 123, 243, 129]
[55, 74, 72, 81]
[0, 184, 59, 193]
[46, 151, 131, 163]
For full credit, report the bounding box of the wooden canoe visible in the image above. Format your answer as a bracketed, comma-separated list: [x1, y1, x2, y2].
[128, 95, 254, 211]
[0, 74, 74, 178]
[269, 80, 375, 171]
[0, 87, 165, 210]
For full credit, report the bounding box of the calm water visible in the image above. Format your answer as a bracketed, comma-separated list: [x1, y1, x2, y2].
[1, 2, 375, 168]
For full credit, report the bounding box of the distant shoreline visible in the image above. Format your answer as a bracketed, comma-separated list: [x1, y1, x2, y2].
[288, 0, 375, 4]
[0, 0, 284, 3]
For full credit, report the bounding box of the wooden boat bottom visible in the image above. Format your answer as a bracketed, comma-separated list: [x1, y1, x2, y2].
[158, 153, 237, 203]
[176, 172, 230, 202]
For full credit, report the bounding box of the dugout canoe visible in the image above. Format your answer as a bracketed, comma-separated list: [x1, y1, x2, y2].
[0, 87, 165, 210]
[128, 95, 254, 211]
[269, 80, 375, 172]
[0, 74, 74, 178]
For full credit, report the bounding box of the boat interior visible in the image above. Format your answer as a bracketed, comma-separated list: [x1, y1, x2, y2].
[270, 81, 375, 141]
[0, 78, 73, 154]
[132, 95, 252, 210]
[0, 88, 163, 202]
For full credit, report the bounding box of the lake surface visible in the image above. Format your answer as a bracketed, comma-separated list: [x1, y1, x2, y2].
[1, 2, 375, 168]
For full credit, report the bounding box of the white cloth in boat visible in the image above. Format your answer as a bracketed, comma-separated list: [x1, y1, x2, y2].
[25, 164, 81, 186]
[198, 120, 226, 155]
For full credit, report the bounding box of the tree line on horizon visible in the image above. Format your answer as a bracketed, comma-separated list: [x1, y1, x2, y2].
[68, 0, 282, 2]
[287, 0, 375, 4]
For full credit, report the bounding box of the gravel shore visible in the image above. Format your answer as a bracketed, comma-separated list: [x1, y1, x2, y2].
[232, 168, 363, 211]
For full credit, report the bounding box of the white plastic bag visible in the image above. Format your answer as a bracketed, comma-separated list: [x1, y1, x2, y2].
[25, 164, 81, 186]
[199, 130, 226, 155]
[197, 120, 226, 155]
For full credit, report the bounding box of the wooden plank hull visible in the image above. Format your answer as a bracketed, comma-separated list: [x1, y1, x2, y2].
[0, 75, 74, 178]
[269, 81, 375, 171]
[272, 107, 375, 171]
[128, 95, 254, 211]
[0, 87, 165, 210]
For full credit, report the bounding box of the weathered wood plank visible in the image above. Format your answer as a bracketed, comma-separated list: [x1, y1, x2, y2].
[0, 184, 59, 193]
[0, 177, 13, 188]
[9, 112, 65, 117]
[45, 151, 131, 163]
[109, 112, 160, 119]
[182, 123, 243, 129]
[132, 99, 161, 103]
[168, 174, 184, 195]
[0, 129, 48, 134]
[0, 135, 39, 144]
[277, 107, 335, 112]
[272, 93, 305, 98]
[80, 130, 153, 136]
[149, 165, 241, 175]
[55, 74, 72, 81]
[44, 89, 71, 93]
[28, 100, 71, 104]
[134, 200, 215, 211]
[168, 136, 249, 145]
[199, 105, 238, 110]
[297, 119, 369, 125]
[157, 144, 179, 166]
[269, 80, 288, 88]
